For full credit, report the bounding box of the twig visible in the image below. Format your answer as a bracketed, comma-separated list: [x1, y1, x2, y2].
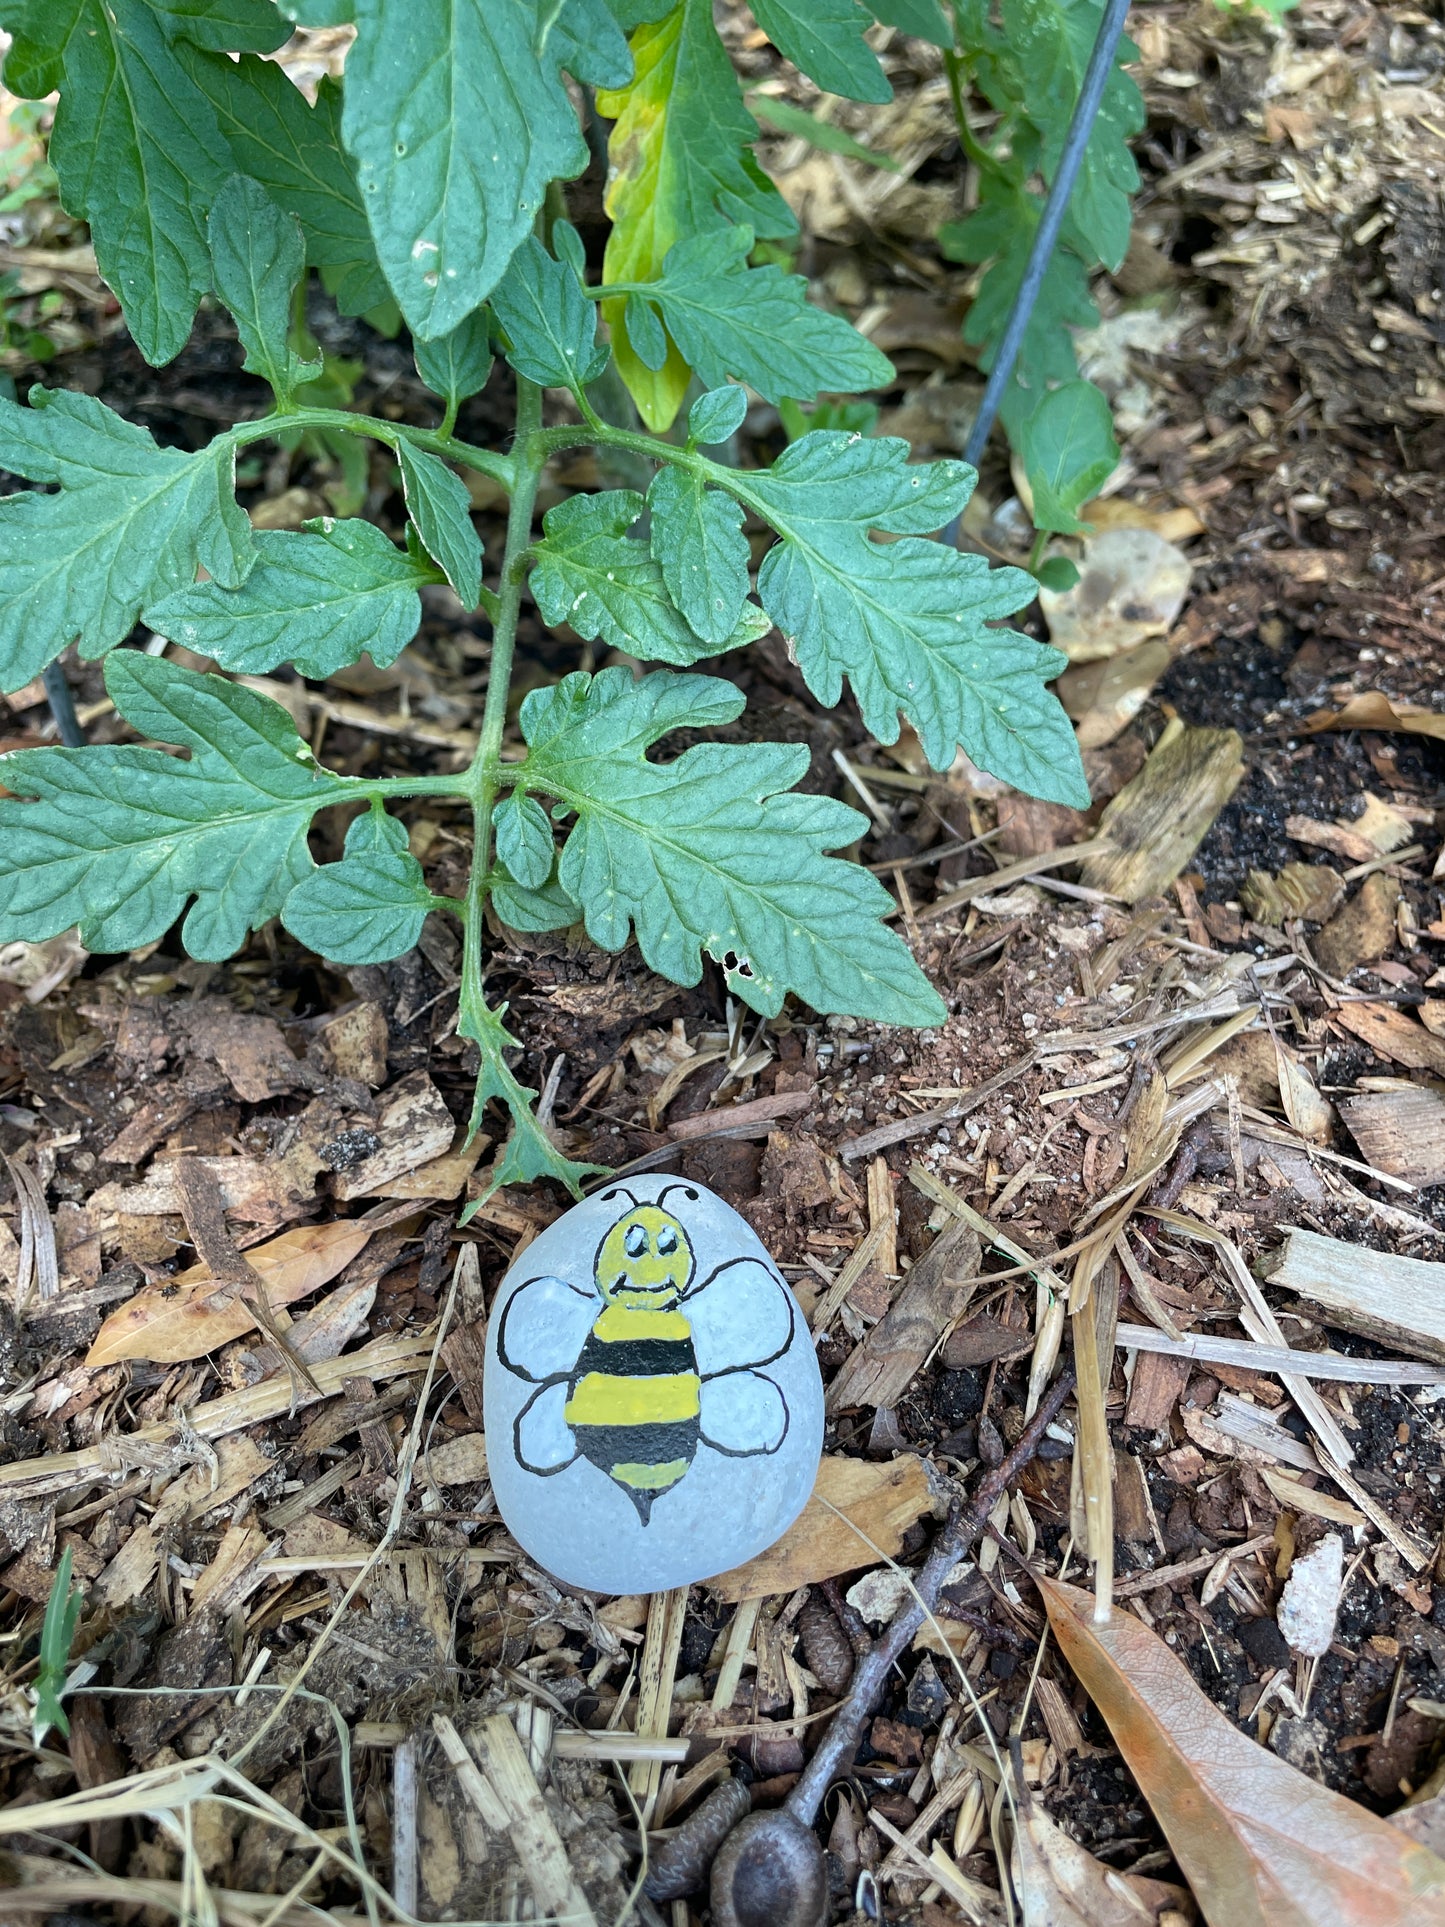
[172, 1157, 321, 1398]
[784, 1364, 1076, 1825]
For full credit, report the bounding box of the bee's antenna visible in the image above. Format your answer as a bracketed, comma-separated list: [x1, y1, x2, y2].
[655, 1183, 702, 1210]
[598, 1185, 641, 1208]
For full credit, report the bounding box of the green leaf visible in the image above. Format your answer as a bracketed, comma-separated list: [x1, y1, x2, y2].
[458, 993, 608, 1205]
[146, 519, 434, 679]
[282, 807, 437, 963]
[869, 0, 949, 42]
[1, 0, 241, 365]
[749, 0, 890, 103]
[746, 92, 899, 168]
[149, 0, 290, 51]
[551, 219, 588, 280]
[1019, 380, 1118, 535]
[208, 174, 318, 401]
[280, 0, 351, 21]
[943, 191, 1097, 433]
[178, 51, 389, 317]
[624, 290, 669, 373]
[618, 226, 892, 408]
[689, 385, 748, 445]
[494, 792, 557, 892]
[530, 492, 768, 665]
[1000, 0, 1143, 272]
[491, 869, 581, 932]
[735, 432, 1087, 804]
[0, 652, 350, 958]
[0, 386, 253, 693]
[341, 0, 589, 338]
[647, 466, 750, 647]
[396, 442, 482, 610]
[597, 0, 795, 430]
[32, 1545, 81, 1748]
[551, 0, 634, 86]
[518, 667, 945, 1024]
[489, 237, 610, 393]
[414, 313, 494, 416]
[1034, 554, 1080, 594]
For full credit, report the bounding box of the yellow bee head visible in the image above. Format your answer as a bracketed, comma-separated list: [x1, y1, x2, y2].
[594, 1189, 698, 1307]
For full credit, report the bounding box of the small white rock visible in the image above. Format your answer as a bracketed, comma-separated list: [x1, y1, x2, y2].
[1276, 1533, 1344, 1658]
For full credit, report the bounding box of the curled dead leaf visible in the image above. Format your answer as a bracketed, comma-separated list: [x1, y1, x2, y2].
[1301, 694, 1445, 744]
[1040, 1576, 1445, 1926]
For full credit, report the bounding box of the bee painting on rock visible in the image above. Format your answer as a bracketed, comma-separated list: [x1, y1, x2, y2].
[494, 1183, 798, 1524]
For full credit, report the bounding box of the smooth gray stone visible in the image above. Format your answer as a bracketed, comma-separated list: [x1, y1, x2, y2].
[484, 1174, 825, 1594]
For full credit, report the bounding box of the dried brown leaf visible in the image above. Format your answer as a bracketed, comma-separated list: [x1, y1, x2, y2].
[1040, 1576, 1445, 1926]
[1014, 1794, 1193, 1924]
[86, 1219, 374, 1366]
[1302, 694, 1445, 744]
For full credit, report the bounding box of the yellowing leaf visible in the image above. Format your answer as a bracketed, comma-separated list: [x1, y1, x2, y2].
[597, 0, 792, 430]
[1040, 1576, 1445, 1927]
[87, 1218, 375, 1365]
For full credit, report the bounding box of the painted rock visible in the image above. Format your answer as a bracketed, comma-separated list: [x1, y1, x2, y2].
[484, 1175, 825, 1594]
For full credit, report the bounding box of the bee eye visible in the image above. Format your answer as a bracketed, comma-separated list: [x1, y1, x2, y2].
[624, 1224, 648, 1258]
[657, 1227, 678, 1256]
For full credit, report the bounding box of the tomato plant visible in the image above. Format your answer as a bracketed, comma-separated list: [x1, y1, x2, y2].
[0, 1, 1089, 1198]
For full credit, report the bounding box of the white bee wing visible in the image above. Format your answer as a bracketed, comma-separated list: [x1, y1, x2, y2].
[699, 1370, 788, 1458]
[686, 1256, 796, 1377]
[494, 1275, 597, 1383]
[515, 1380, 579, 1475]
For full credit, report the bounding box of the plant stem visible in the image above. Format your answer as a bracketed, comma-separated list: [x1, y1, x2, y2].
[1028, 526, 1049, 574]
[224, 406, 515, 493]
[459, 376, 546, 1029]
[784, 1362, 1077, 1826]
[942, 45, 1005, 183]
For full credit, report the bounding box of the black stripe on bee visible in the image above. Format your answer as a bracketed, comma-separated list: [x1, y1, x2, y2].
[574, 1333, 698, 1379]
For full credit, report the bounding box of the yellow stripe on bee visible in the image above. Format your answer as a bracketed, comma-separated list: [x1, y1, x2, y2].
[612, 1459, 689, 1492]
[564, 1372, 700, 1426]
[593, 1306, 692, 1343]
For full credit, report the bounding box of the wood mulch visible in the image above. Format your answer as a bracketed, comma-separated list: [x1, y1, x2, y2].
[3, 2, 1445, 1920]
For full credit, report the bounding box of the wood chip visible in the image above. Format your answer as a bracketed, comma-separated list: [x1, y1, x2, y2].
[331, 1072, 457, 1200]
[1265, 1226, 1445, 1367]
[471, 1715, 597, 1925]
[826, 1217, 980, 1413]
[1333, 1001, 1445, 1074]
[1339, 1088, 1445, 1187]
[1080, 720, 1244, 903]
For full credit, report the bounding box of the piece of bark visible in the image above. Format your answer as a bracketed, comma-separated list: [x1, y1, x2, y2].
[1240, 862, 1344, 926]
[441, 1321, 488, 1423]
[826, 1218, 981, 1412]
[177, 1001, 311, 1102]
[711, 1454, 936, 1602]
[1333, 1001, 1445, 1074]
[331, 1071, 456, 1199]
[313, 1000, 389, 1086]
[1080, 721, 1244, 904]
[1313, 873, 1400, 977]
[1340, 1087, 1445, 1187]
[1124, 1349, 1190, 1431]
[1265, 1226, 1445, 1367]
